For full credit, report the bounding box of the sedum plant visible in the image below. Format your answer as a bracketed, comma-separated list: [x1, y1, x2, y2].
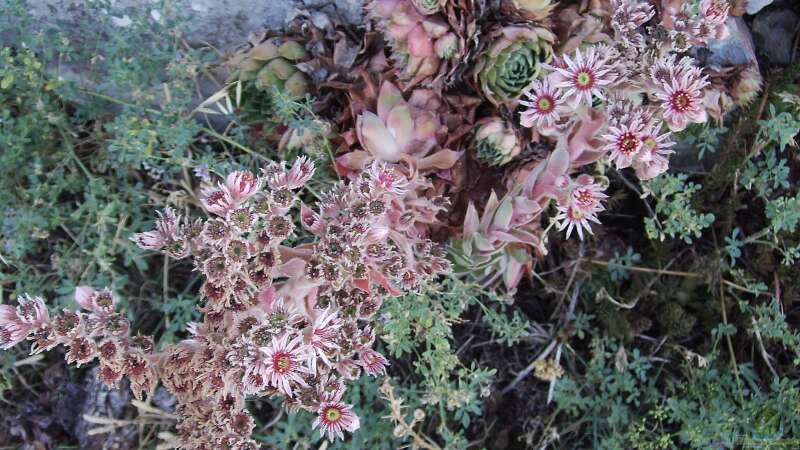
[643, 173, 715, 244]
[1, 159, 451, 448]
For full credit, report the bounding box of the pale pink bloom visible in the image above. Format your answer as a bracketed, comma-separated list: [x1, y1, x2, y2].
[695, 0, 729, 41]
[74, 287, 116, 316]
[364, 223, 390, 244]
[656, 70, 709, 132]
[555, 204, 597, 240]
[0, 294, 48, 350]
[648, 53, 678, 87]
[317, 373, 346, 402]
[367, 161, 409, 197]
[267, 157, 316, 190]
[611, 0, 655, 47]
[16, 294, 49, 326]
[130, 230, 165, 250]
[633, 124, 676, 180]
[300, 202, 325, 235]
[700, 0, 729, 24]
[225, 171, 261, 203]
[520, 79, 564, 129]
[602, 117, 646, 169]
[555, 176, 606, 240]
[130, 208, 183, 251]
[313, 401, 360, 441]
[357, 348, 389, 376]
[254, 333, 313, 397]
[606, 93, 635, 126]
[569, 175, 608, 217]
[336, 357, 362, 380]
[546, 47, 614, 107]
[307, 307, 340, 372]
[285, 157, 316, 189]
[200, 186, 235, 216]
[0, 305, 30, 350]
[155, 208, 181, 239]
[611, 0, 655, 31]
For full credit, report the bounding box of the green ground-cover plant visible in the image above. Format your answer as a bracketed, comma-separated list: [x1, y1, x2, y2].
[1, 0, 800, 449]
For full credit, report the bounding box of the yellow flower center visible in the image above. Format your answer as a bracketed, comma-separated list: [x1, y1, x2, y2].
[325, 407, 342, 422]
[575, 71, 593, 89]
[537, 97, 552, 111]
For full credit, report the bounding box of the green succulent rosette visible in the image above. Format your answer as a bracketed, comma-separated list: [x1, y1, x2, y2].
[473, 26, 555, 106]
[228, 38, 310, 99]
[473, 117, 522, 167]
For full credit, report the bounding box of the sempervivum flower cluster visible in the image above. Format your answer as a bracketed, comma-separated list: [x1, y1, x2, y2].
[3, 158, 449, 448]
[508, 0, 737, 249]
[149, 159, 448, 447]
[659, 0, 730, 50]
[0, 289, 158, 401]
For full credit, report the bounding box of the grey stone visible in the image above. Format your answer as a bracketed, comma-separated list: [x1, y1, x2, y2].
[22, 0, 363, 53]
[706, 17, 757, 67]
[751, 6, 799, 66]
[7, 1, 365, 130]
[746, 0, 775, 15]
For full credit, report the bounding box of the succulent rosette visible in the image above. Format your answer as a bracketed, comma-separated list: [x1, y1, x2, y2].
[226, 37, 310, 98]
[473, 117, 522, 167]
[411, 0, 447, 15]
[367, 0, 459, 87]
[449, 192, 543, 289]
[337, 81, 461, 174]
[500, 0, 557, 21]
[473, 25, 555, 107]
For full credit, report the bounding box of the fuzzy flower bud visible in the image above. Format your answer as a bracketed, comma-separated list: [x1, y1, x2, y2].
[225, 171, 261, 203]
[201, 187, 235, 216]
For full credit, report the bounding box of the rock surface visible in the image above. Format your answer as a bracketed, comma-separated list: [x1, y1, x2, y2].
[23, 0, 364, 52]
[707, 17, 757, 67]
[751, 5, 799, 66]
[745, 0, 775, 15]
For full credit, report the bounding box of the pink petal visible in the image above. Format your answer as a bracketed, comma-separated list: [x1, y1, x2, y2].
[75, 286, 96, 311]
[357, 111, 402, 162]
[463, 202, 480, 236]
[386, 104, 414, 151]
[414, 149, 462, 170]
[377, 82, 404, 123]
[407, 25, 434, 57]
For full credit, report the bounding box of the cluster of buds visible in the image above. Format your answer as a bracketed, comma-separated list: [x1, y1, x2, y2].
[0, 289, 158, 401]
[659, 0, 730, 51]
[3, 158, 450, 448]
